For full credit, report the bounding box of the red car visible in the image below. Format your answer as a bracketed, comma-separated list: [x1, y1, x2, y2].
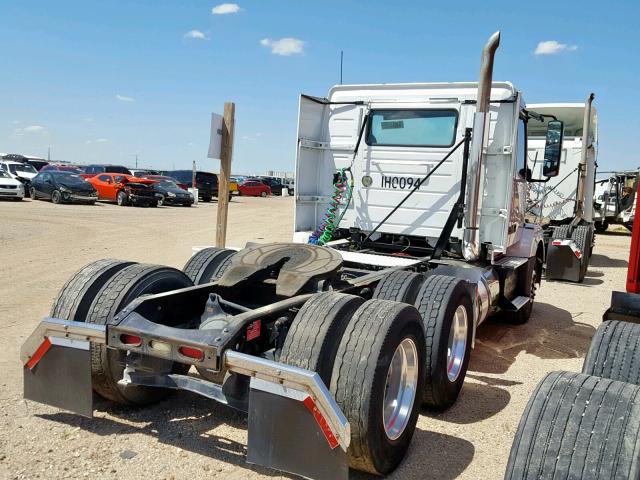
[87, 173, 158, 206]
[238, 180, 271, 197]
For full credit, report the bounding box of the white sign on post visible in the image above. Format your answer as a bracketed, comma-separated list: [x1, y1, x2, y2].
[208, 112, 223, 159]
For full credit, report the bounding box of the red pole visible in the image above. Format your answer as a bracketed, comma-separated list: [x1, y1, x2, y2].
[626, 190, 640, 293]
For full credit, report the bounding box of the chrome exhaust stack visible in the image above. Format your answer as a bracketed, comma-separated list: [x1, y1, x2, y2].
[463, 31, 500, 261]
[574, 93, 595, 223]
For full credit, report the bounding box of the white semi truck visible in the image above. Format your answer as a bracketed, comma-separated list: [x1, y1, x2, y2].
[525, 98, 598, 282]
[594, 169, 639, 231]
[21, 32, 567, 479]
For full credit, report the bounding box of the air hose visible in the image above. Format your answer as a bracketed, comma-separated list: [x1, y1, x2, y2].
[308, 109, 369, 246]
[309, 168, 354, 245]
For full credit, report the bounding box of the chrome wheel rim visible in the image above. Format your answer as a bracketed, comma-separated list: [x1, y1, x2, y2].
[383, 338, 419, 440]
[447, 305, 468, 382]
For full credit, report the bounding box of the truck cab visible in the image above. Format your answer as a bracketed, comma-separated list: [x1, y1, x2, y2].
[294, 81, 544, 268]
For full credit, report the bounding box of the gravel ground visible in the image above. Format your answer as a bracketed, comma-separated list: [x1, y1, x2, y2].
[0, 196, 631, 479]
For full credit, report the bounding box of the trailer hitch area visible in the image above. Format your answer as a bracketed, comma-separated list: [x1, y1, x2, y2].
[21, 318, 350, 480]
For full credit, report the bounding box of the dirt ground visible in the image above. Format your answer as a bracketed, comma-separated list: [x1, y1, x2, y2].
[0, 196, 631, 479]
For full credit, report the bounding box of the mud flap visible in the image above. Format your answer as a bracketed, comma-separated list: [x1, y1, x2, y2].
[23, 338, 94, 418]
[546, 239, 584, 282]
[603, 291, 640, 323]
[247, 377, 348, 480]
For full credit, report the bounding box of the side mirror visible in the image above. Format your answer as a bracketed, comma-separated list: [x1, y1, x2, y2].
[542, 120, 564, 177]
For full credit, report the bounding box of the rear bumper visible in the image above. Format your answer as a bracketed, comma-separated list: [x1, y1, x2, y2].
[22, 317, 350, 478]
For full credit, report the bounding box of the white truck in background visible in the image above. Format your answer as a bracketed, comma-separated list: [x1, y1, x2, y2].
[593, 169, 640, 231]
[525, 97, 598, 282]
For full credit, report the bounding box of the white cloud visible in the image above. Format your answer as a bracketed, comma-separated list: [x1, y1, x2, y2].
[260, 37, 305, 56]
[212, 3, 240, 15]
[184, 30, 208, 40]
[83, 117, 94, 123]
[534, 40, 578, 56]
[86, 138, 108, 144]
[10, 120, 21, 125]
[23, 125, 45, 133]
[115, 94, 135, 102]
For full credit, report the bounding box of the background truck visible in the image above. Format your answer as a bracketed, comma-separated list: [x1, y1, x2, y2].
[21, 32, 566, 479]
[525, 97, 598, 282]
[593, 169, 639, 232]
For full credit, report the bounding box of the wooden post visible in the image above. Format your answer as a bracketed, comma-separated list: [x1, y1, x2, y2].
[216, 102, 235, 248]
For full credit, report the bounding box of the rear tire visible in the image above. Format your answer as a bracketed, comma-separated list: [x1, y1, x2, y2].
[183, 247, 236, 285]
[583, 320, 640, 385]
[85, 264, 194, 405]
[30, 187, 37, 199]
[50, 259, 136, 322]
[202, 196, 212, 203]
[572, 225, 592, 279]
[280, 292, 364, 384]
[330, 299, 425, 475]
[414, 274, 473, 409]
[505, 371, 640, 480]
[372, 270, 424, 304]
[260, 191, 267, 197]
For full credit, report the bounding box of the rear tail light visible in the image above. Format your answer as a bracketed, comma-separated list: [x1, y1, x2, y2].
[149, 340, 172, 353]
[120, 334, 142, 346]
[178, 346, 204, 361]
[551, 240, 562, 246]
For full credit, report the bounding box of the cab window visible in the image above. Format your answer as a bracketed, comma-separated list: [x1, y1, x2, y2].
[98, 174, 111, 182]
[367, 109, 458, 147]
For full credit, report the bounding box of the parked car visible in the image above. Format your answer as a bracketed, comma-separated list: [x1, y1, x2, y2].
[30, 171, 98, 204]
[164, 170, 220, 202]
[82, 164, 132, 178]
[0, 169, 25, 201]
[238, 180, 272, 197]
[2, 154, 49, 171]
[0, 160, 38, 194]
[41, 164, 85, 174]
[87, 173, 157, 206]
[140, 175, 194, 206]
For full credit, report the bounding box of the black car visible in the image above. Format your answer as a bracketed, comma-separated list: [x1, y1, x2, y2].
[258, 177, 291, 196]
[140, 176, 194, 207]
[84, 164, 132, 175]
[30, 171, 98, 204]
[164, 170, 220, 202]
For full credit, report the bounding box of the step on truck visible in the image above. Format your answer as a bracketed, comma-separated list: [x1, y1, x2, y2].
[22, 31, 564, 479]
[525, 98, 598, 282]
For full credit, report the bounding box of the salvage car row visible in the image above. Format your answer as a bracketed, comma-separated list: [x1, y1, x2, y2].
[0, 158, 292, 206]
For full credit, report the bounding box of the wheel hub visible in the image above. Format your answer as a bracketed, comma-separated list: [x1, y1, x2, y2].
[447, 305, 468, 382]
[383, 337, 419, 440]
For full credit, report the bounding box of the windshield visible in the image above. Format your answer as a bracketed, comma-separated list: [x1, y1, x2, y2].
[9, 163, 37, 174]
[367, 109, 458, 147]
[52, 172, 88, 185]
[158, 179, 179, 188]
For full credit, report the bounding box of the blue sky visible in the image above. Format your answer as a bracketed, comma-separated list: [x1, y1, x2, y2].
[1, 0, 638, 174]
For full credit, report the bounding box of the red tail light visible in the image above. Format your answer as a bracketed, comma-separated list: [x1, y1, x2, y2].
[120, 334, 142, 346]
[179, 346, 204, 361]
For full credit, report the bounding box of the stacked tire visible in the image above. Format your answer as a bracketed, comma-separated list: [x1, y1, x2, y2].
[505, 320, 640, 479]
